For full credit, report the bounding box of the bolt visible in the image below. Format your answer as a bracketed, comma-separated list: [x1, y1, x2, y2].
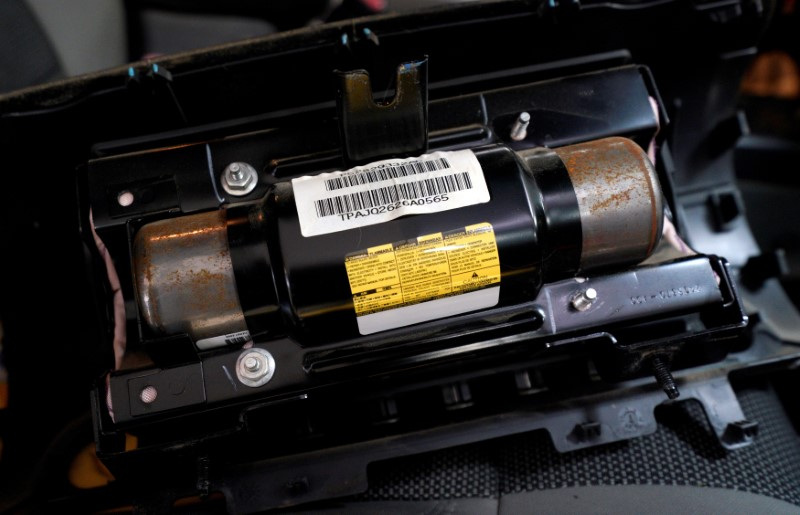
[236, 348, 275, 387]
[221, 162, 258, 196]
[651, 356, 680, 400]
[244, 356, 260, 372]
[571, 287, 597, 312]
[229, 163, 243, 181]
[510, 112, 531, 141]
[240, 352, 267, 378]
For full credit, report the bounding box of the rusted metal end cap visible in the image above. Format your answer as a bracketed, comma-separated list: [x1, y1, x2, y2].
[555, 137, 664, 271]
[133, 210, 247, 344]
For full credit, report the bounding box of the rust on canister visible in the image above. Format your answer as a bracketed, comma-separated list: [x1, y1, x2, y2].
[133, 210, 247, 341]
[555, 137, 663, 270]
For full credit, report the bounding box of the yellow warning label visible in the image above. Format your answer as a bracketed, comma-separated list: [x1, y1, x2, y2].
[345, 223, 501, 316]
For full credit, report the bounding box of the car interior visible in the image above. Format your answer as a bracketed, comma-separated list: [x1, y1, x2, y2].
[2, 0, 800, 513]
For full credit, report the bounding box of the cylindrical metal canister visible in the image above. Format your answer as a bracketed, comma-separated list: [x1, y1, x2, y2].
[133, 137, 663, 348]
[133, 210, 249, 348]
[554, 137, 663, 270]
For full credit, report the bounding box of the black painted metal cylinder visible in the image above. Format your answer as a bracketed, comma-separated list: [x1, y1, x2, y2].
[261, 144, 546, 343]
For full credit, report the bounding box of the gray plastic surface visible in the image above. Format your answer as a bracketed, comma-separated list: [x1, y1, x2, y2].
[25, 0, 127, 76]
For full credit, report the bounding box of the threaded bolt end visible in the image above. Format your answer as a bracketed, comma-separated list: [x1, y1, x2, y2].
[651, 356, 680, 399]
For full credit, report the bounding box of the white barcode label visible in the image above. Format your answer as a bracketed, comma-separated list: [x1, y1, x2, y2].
[195, 330, 251, 350]
[324, 156, 451, 191]
[314, 172, 474, 218]
[292, 150, 489, 237]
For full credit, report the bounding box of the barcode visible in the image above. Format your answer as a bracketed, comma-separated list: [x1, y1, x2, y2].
[324, 157, 451, 191]
[225, 331, 251, 345]
[314, 172, 473, 218]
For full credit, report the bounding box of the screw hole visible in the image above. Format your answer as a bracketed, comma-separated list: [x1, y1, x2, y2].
[117, 190, 135, 207]
[139, 385, 158, 404]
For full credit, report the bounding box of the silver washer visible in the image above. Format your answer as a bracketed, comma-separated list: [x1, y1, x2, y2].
[235, 348, 276, 387]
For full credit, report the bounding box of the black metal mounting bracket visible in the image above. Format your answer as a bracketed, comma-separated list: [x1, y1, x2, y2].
[336, 58, 428, 164]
